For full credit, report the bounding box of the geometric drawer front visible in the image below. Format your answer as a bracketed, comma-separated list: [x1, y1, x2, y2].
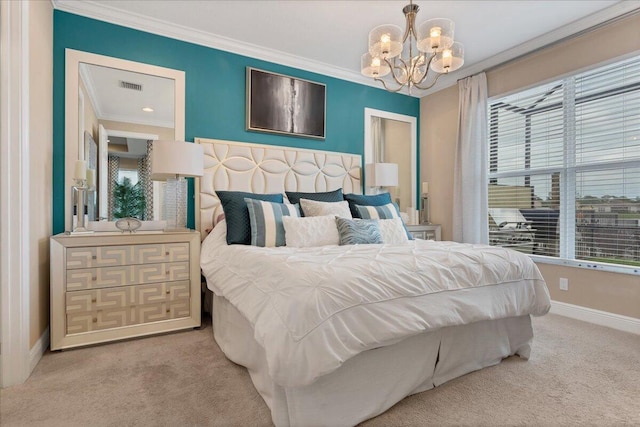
[66, 245, 131, 269]
[66, 286, 131, 313]
[131, 243, 189, 264]
[66, 298, 191, 334]
[66, 262, 190, 291]
[66, 281, 190, 314]
[66, 243, 190, 269]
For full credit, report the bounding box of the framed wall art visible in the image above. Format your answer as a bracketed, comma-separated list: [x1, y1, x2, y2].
[246, 67, 326, 139]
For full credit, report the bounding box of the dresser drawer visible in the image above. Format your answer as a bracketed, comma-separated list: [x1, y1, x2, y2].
[66, 243, 189, 269]
[66, 298, 191, 334]
[66, 262, 190, 291]
[66, 280, 191, 314]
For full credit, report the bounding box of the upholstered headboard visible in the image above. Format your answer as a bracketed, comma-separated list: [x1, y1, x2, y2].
[195, 138, 362, 239]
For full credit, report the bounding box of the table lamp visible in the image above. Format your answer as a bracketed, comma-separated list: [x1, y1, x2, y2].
[151, 140, 204, 230]
[366, 163, 399, 194]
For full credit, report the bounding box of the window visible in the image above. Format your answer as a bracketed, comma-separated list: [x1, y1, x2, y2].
[488, 55, 640, 270]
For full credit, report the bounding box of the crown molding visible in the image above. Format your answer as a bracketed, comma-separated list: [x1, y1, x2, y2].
[78, 63, 104, 117]
[421, 2, 640, 96]
[52, 0, 402, 94]
[52, 0, 640, 99]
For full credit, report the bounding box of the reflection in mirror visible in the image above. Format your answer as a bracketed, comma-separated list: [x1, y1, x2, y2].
[65, 49, 185, 231]
[364, 108, 417, 217]
[79, 63, 175, 221]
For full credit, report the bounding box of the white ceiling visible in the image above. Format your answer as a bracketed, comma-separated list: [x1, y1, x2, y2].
[80, 63, 175, 128]
[58, 0, 640, 97]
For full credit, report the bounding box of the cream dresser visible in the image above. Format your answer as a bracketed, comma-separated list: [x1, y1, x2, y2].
[50, 231, 201, 350]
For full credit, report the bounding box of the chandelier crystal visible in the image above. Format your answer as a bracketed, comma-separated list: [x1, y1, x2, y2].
[361, 0, 464, 93]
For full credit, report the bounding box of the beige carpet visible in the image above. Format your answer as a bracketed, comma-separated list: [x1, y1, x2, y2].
[1, 313, 638, 426]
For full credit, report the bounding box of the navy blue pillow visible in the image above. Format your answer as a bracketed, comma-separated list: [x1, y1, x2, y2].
[216, 191, 283, 245]
[343, 192, 392, 218]
[285, 189, 344, 216]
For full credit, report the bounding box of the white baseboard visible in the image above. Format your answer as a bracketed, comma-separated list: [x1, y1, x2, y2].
[29, 327, 50, 374]
[550, 301, 640, 335]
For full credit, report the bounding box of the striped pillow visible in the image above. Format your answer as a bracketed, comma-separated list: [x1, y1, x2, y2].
[245, 198, 300, 247]
[335, 217, 383, 245]
[355, 203, 400, 219]
[356, 203, 414, 240]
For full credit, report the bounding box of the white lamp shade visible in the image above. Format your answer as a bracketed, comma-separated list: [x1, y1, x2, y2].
[150, 140, 204, 181]
[366, 163, 399, 187]
[431, 42, 464, 73]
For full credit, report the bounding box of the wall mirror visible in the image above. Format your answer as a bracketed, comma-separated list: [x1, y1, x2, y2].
[364, 108, 417, 215]
[65, 49, 185, 231]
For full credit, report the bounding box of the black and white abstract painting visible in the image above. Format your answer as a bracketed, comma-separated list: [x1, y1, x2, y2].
[247, 68, 326, 139]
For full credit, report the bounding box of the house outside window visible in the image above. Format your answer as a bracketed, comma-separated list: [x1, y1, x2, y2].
[487, 55, 640, 271]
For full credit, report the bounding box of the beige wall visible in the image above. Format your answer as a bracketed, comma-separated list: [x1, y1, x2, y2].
[29, 0, 53, 347]
[98, 119, 174, 142]
[419, 13, 640, 318]
[384, 119, 412, 212]
[420, 84, 458, 241]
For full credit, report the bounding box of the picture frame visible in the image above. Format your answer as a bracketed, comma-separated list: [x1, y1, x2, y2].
[246, 67, 326, 139]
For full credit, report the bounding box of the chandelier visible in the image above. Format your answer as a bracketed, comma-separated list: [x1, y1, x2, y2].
[361, 0, 464, 93]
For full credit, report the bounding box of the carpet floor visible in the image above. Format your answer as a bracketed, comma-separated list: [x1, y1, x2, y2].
[1, 313, 638, 426]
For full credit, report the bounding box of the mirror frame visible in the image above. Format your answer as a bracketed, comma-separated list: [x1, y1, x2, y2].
[363, 107, 417, 209]
[64, 49, 185, 231]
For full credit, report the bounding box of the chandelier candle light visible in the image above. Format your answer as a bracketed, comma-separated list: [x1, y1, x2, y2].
[361, 0, 464, 93]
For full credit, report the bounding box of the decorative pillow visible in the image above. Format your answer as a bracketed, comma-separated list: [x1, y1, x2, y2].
[299, 199, 352, 218]
[285, 189, 343, 207]
[335, 217, 383, 245]
[356, 203, 400, 220]
[356, 202, 414, 241]
[245, 199, 300, 247]
[378, 218, 410, 244]
[282, 215, 340, 247]
[343, 192, 392, 218]
[216, 191, 283, 245]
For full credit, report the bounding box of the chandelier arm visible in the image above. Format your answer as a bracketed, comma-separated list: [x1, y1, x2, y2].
[413, 71, 445, 91]
[414, 52, 436, 86]
[374, 77, 406, 93]
[384, 57, 409, 87]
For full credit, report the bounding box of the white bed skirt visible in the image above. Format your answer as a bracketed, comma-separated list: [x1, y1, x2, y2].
[212, 295, 533, 427]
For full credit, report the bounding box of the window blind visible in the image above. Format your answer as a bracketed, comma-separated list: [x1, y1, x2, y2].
[488, 55, 640, 269]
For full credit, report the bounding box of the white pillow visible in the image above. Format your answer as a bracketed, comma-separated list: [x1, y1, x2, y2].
[300, 199, 352, 218]
[378, 218, 410, 244]
[282, 215, 340, 247]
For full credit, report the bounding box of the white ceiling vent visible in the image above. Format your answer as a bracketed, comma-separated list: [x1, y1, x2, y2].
[119, 80, 143, 91]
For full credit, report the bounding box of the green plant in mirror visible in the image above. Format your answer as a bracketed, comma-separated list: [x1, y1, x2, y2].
[112, 177, 146, 220]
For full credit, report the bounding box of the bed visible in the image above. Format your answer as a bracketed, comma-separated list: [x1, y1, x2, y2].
[196, 138, 551, 427]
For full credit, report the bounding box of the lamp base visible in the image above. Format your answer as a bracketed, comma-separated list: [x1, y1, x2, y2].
[163, 176, 188, 231]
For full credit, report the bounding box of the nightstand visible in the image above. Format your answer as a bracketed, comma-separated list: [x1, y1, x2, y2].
[50, 230, 201, 350]
[406, 224, 442, 241]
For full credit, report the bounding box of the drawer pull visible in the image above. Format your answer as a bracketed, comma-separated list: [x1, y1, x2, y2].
[165, 251, 169, 256]
[166, 309, 170, 313]
[165, 271, 170, 275]
[91, 298, 97, 303]
[166, 290, 170, 295]
[91, 255, 97, 260]
[92, 276, 97, 281]
[92, 317, 97, 323]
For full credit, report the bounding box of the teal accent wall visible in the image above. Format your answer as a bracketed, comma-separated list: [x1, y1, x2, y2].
[53, 11, 420, 234]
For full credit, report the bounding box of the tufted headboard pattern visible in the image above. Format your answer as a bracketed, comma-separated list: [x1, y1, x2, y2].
[195, 138, 362, 239]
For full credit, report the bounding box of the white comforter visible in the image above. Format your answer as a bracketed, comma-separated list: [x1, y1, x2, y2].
[201, 222, 551, 388]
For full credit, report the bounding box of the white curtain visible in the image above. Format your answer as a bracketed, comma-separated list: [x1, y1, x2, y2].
[453, 73, 489, 244]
